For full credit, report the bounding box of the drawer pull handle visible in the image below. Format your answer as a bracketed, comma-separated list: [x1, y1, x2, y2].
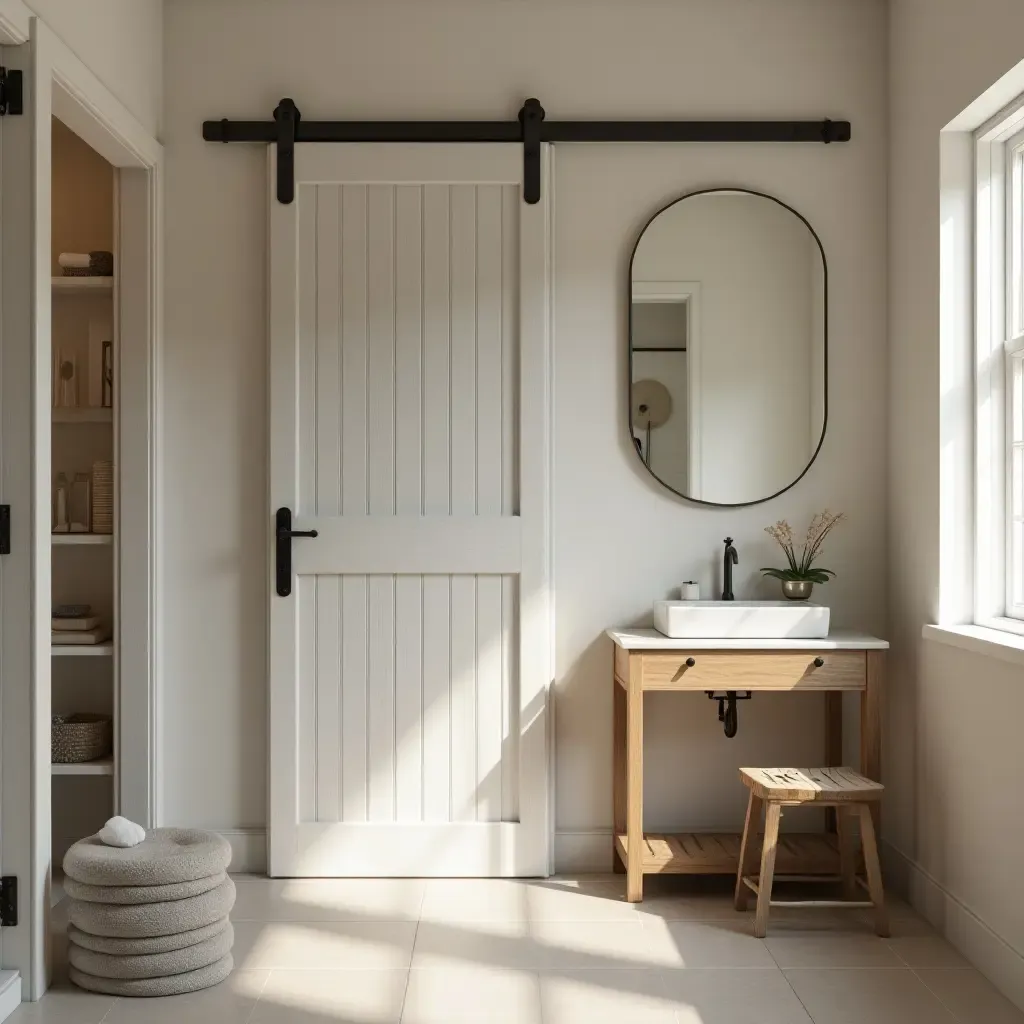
[685, 657, 696, 668]
[813, 657, 825, 668]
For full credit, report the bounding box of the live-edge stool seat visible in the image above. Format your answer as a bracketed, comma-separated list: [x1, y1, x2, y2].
[734, 767, 888, 938]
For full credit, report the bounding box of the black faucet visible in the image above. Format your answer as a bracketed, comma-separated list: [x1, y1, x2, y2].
[722, 537, 738, 600]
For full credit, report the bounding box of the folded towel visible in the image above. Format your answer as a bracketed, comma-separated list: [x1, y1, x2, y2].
[58, 253, 90, 269]
[98, 816, 145, 848]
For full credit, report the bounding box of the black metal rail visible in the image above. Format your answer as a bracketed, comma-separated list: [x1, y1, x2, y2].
[203, 98, 851, 205]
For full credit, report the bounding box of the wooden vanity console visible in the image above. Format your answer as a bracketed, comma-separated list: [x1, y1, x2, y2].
[608, 629, 888, 902]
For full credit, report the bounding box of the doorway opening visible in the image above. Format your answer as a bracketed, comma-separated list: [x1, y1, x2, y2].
[49, 117, 118, 900]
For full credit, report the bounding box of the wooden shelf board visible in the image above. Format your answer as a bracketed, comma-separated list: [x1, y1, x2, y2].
[51, 757, 113, 776]
[52, 407, 112, 424]
[615, 832, 840, 876]
[51, 276, 113, 293]
[51, 643, 113, 657]
[52, 534, 113, 546]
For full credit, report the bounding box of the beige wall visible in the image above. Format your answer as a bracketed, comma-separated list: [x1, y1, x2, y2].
[162, 0, 886, 864]
[26, 0, 163, 137]
[50, 119, 113, 275]
[888, 0, 1024, 1004]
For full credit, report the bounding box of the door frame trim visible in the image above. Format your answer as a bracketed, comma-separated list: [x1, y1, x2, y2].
[0, 3, 162, 1000]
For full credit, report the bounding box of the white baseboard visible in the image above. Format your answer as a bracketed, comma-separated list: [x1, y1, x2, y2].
[554, 830, 614, 873]
[218, 829, 267, 874]
[0, 971, 21, 1017]
[219, 828, 612, 876]
[886, 843, 1024, 1013]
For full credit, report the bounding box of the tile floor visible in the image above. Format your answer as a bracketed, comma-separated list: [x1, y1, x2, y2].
[11, 874, 1023, 1023]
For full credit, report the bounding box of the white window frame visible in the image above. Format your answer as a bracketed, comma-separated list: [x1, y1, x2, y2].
[975, 99, 1024, 634]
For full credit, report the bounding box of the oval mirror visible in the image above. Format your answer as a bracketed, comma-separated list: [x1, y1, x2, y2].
[629, 188, 826, 506]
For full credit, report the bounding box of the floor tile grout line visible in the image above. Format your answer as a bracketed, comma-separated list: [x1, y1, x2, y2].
[96, 994, 120, 1024]
[764, 932, 821, 1023]
[398, 918, 421, 1021]
[909, 965, 970, 1023]
[241, 967, 273, 1024]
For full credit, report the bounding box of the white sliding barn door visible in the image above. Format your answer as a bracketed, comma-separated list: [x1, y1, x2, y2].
[268, 144, 551, 877]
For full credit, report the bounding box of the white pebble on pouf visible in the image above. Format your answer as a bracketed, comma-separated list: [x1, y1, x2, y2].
[62, 828, 235, 996]
[64, 829, 231, 886]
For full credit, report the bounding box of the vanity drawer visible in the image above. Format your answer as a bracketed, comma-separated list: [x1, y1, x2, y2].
[641, 651, 866, 691]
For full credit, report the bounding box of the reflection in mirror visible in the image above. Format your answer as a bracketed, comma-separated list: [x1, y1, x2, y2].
[630, 189, 825, 506]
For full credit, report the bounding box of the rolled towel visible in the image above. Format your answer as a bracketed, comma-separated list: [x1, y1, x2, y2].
[98, 817, 145, 848]
[58, 253, 90, 269]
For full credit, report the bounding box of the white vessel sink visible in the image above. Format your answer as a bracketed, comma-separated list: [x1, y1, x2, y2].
[653, 600, 830, 640]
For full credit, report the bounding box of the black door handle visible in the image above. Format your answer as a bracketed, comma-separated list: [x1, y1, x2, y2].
[275, 506, 318, 597]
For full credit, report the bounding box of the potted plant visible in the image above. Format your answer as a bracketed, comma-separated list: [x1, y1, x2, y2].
[762, 510, 844, 600]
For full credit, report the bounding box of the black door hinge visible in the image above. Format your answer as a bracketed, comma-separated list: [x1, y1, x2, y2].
[0, 68, 22, 116]
[0, 505, 9, 555]
[0, 877, 17, 927]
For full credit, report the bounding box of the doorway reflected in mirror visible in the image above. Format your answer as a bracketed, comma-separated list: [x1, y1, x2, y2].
[629, 189, 826, 506]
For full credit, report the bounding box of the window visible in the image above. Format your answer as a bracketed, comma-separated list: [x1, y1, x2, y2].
[1008, 132, 1024, 618]
[975, 103, 1024, 633]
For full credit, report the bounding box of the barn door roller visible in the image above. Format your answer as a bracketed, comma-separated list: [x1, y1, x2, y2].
[203, 97, 850, 206]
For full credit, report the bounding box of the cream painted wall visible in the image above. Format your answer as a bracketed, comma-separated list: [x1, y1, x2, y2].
[26, 0, 163, 137]
[162, 0, 886, 861]
[889, 0, 1024, 997]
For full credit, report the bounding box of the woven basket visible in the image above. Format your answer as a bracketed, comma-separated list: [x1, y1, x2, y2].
[52, 714, 112, 764]
[91, 460, 113, 535]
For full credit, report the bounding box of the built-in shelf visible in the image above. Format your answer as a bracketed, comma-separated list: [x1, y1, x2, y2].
[51, 644, 113, 657]
[52, 407, 112, 424]
[51, 276, 113, 293]
[52, 534, 113, 546]
[51, 757, 113, 776]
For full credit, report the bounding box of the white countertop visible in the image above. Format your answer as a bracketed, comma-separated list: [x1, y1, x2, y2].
[607, 628, 889, 651]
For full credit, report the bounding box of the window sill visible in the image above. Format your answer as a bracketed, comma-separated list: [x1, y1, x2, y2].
[922, 623, 1024, 667]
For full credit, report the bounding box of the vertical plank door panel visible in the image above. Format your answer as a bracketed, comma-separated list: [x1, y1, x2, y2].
[270, 145, 550, 875]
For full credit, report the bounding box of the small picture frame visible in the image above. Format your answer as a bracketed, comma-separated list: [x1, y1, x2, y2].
[88, 315, 113, 408]
[102, 341, 113, 408]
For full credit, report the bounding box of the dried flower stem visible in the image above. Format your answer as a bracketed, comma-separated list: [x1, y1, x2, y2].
[763, 510, 845, 582]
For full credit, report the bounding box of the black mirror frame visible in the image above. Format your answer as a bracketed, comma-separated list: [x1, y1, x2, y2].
[628, 187, 828, 508]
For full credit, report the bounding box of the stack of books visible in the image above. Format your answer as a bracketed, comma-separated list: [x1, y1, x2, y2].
[52, 606, 111, 646]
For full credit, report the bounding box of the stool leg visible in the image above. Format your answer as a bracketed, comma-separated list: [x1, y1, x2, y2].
[858, 803, 889, 937]
[836, 805, 858, 901]
[754, 802, 782, 938]
[734, 791, 762, 911]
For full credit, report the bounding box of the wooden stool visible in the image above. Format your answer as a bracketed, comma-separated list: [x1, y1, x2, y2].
[734, 767, 888, 938]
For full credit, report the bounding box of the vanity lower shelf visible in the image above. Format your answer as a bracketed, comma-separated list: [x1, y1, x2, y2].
[615, 831, 842, 876]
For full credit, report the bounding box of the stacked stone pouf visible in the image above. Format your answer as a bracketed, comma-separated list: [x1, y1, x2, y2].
[62, 828, 235, 997]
